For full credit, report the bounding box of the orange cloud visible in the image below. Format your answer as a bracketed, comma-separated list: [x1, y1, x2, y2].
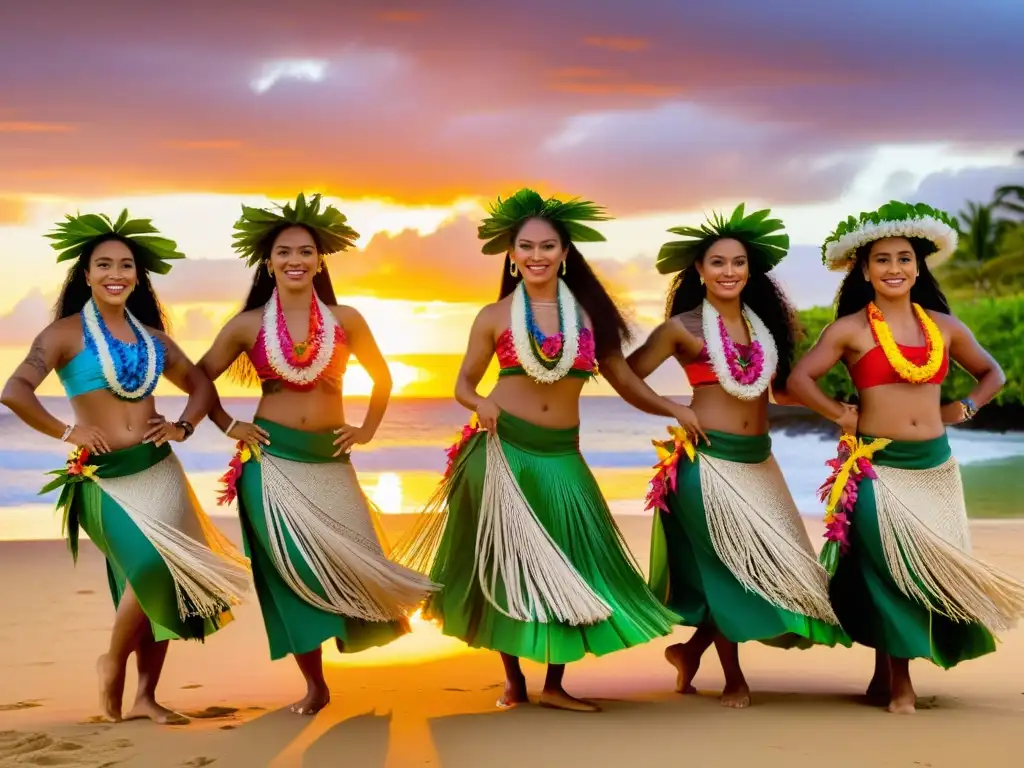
[0, 122, 74, 133]
[584, 36, 650, 52]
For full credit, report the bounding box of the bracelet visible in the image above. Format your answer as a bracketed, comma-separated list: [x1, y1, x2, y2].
[225, 419, 238, 435]
[60, 424, 73, 442]
[175, 420, 195, 440]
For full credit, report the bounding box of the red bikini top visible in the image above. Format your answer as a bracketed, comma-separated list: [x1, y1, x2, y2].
[682, 341, 757, 388]
[496, 327, 598, 378]
[848, 344, 949, 389]
[246, 325, 350, 390]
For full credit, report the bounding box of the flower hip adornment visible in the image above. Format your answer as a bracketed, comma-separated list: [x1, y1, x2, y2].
[218, 441, 261, 506]
[645, 425, 696, 514]
[818, 434, 891, 559]
[444, 414, 483, 477]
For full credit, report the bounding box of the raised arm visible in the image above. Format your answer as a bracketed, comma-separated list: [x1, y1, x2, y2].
[941, 313, 1006, 424]
[786, 320, 859, 431]
[455, 306, 499, 431]
[333, 306, 393, 455]
[143, 332, 216, 446]
[626, 317, 693, 380]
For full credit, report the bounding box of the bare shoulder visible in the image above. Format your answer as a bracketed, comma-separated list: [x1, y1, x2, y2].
[673, 307, 703, 338]
[330, 303, 366, 328]
[228, 308, 264, 337]
[42, 316, 82, 352]
[926, 309, 965, 333]
[822, 312, 864, 345]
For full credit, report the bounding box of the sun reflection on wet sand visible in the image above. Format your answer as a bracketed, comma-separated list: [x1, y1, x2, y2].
[323, 609, 472, 668]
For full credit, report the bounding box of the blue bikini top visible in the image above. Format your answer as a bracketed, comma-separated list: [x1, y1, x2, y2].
[56, 350, 108, 398]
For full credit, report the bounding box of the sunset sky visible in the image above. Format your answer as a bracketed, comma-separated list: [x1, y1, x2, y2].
[1, 0, 1022, 397]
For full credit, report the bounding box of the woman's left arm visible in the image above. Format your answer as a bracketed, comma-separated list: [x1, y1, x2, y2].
[145, 333, 216, 446]
[942, 314, 1006, 424]
[334, 306, 392, 454]
[602, 351, 680, 417]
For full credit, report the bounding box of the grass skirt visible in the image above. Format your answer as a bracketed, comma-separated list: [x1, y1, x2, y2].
[60, 442, 249, 641]
[649, 430, 848, 649]
[394, 411, 679, 665]
[830, 433, 1024, 668]
[235, 419, 438, 660]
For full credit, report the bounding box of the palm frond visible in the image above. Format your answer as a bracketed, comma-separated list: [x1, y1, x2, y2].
[232, 193, 360, 267]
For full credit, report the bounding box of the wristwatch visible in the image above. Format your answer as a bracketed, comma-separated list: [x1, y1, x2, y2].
[175, 420, 195, 440]
[959, 398, 977, 420]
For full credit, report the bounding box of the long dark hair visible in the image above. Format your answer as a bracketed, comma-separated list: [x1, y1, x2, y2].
[834, 238, 951, 319]
[664, 243, 800, 386]
[228, 224, 339, 386]
[498, 217, 632, 359]
[53, 234, 170, 332]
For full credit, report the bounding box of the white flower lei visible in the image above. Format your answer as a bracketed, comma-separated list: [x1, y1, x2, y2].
[701, 300, 777, 401]
[81, 298, 161, 400]
[262, 288, 339, 386]
[510, 279, 580, 384]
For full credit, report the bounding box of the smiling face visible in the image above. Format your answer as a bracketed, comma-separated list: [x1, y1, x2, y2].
[863, 236, 917, 300]
[86, 239, 137, 308]
[510, 217, 567, 287]
[268, 225, 320, 289]
[697, 238, 749, 301]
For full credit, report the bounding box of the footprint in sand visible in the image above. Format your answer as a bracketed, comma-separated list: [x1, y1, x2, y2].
[0, 730, 133, 766]
[181, 759, 216, 767]
[180, 684, 203, 690]
[0, 701, 42, 712]
[182, 706, 238, 720]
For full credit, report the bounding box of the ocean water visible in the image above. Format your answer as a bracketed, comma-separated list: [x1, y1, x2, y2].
[3, 397, 1024, 540]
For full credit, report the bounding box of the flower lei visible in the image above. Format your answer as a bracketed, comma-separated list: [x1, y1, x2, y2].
[817, 434, 891, 575]
[81, 299, 163, 400]
[39, 446, 100, 561]
[217, 441, 261, 506]
[510, 279, 580, 384]
[262, 288, 340, 387]
[645, 426, 696, 513]
[867, 302, 945, 384]
[701, 301, 777, 400]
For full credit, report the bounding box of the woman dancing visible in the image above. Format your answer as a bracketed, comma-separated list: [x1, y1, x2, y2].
[198, 193, 438, 715]
[0, 211, 250, 724]
[393, 188, 686, 713]
[627, 204, 847, 708]
[787, 200, 1024, 713]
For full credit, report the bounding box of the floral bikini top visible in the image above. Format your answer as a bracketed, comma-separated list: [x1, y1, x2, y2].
[245, 289, 350, 392]
[682, 340, 758, 388]
[496, 327, 598, 379]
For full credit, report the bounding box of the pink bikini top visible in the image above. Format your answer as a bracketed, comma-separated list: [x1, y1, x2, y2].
[496, 327, 598, 379]
[246, 325, 350, 392]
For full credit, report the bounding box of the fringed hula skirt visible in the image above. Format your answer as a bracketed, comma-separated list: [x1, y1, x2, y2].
[394, 411, 680, 665]
[51, 441, 251, 641]
[231, 419, 439, 660]
[830, 433, 1024, 668]
[648, 429, 848, 648]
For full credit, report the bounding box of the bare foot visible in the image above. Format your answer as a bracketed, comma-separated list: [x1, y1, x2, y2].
[95, 654, 125, 722]
[497, 674, 529, 708]
[719, 682, 751, 709]
[126, 698, 191, 725]
[887, 681, 916, 714]
[665, 643, 700, 694]
[289, 685, 330, 716]
[539, 688, 601, 713]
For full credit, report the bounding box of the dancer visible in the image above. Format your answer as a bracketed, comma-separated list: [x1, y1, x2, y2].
[0, 211, 250, 724]
[393, 188, 686, 713]
[787, 200, 1024, 713]
[198, 193, 438, 715]
[627, 204, 847, 708]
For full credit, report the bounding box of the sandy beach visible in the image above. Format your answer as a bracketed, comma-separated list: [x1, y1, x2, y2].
[2, 514, 1023, 768]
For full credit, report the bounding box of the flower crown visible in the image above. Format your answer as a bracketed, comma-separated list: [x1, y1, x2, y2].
[477, 188, 611, 255]
[46, 210, 185, 274]
[821, 200, 959, 272]
[231, 192, 360, 268]
[654, 203, 789, 275]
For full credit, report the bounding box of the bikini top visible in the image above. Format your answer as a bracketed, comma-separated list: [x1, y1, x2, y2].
[496, 327, 599, 379]
[848, 344, 949, 389]
[682, 341, 758, 388]
[56, 337, 167, 398]
[246, 324, 350, 391]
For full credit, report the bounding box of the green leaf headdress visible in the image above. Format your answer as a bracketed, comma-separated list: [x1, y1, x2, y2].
[232, 192, 360, 267]
[654, 203, 789, 275]
[477, 188, 611, 255]
[46, 210, 185, 275]
[821, 200, 959, 272]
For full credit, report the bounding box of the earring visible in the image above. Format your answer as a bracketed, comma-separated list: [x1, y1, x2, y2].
[509, 260, 518, 278]
[699, 275, 705, 285]
[561, 261, 567, 276]
[317, 259, 324, 274]
[266, 261, 274, 277]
